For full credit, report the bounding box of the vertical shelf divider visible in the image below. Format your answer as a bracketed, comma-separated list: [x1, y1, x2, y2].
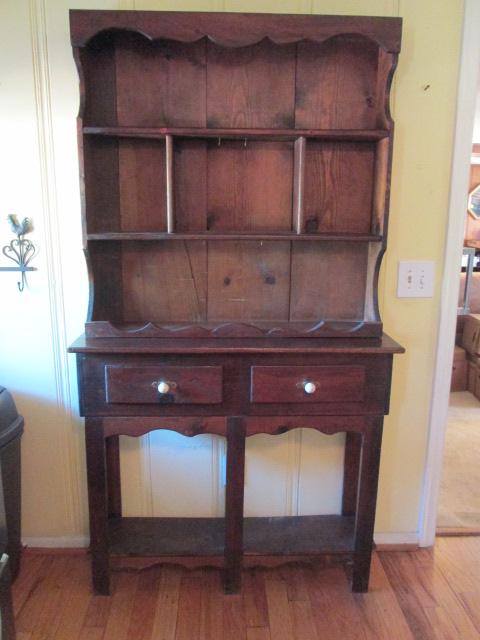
[166, 134, 175, 233]
[372, 137, 390, 236]
[293, 136, 306, 234]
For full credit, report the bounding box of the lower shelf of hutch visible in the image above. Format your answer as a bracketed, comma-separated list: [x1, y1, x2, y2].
[109, 515, 355, 557]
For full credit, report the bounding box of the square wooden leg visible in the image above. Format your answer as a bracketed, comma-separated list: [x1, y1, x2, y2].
[352, 417, 383, 593]
[85, 418, 110, 595]
[224, 416, 246, 594]
[106, 435, 122, 519]
[342, 431, 362, 517]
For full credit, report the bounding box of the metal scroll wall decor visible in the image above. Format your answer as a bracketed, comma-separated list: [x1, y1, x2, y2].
[0, 215, 37, 292]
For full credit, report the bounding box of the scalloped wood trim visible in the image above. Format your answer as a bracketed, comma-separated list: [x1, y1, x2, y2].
[102, 415, 366, 439]
[85, 319, 383, 339]
[69, 11, 402, 52]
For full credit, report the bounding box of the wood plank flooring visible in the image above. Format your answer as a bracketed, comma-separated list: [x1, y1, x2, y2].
[11, 537, 480, 639]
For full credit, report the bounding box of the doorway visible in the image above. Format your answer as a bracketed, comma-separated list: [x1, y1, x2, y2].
[420, 0, 480, 545]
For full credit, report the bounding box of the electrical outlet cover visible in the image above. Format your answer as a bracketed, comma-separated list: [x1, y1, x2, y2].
[397, 260, 435, 298]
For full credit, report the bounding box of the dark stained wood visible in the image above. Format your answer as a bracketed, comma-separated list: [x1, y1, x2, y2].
[352, 418, 384, 592]
[83, 125, 390, 141]
[293, 137, 306, 234]
[83, 136, 120, 233]
[107, 515, 354, 558]
[76, 352, 393, 418]
[87, 232, 382, 241]
[69, 333, 405, 354]
[105, 435, 121, 519]
[70, 10, 403, 598]
[70, 11, 402, 53]
[303, 141, 375, 234]
[114, 34, 206, 128]
[79, 44, 116, 127]
[74, 11, 401, 338]
[250, 365, 365, 404]
[206, 141, 293, 232]
[225, 417, 246, 593]
[376, 49, 397, 130]
[373, 138, 392, 236]
[103, 416, 227, 439]
[84, 319, 384, 339]
[243, 416, 367, 438]
[121, 241, 207, 323]
[165, 134, 174, 233]
[207, 40, 295, 129]
[87, 243, 123, 323]
[295, 36, 379, 130]
[84, 418, 109, 595]
[100, 415, 368, 439]
[173, 140, 207, 233]
[105, 365, 223, 405]
[290, 242, 369, 321]
[118, 139, 166, 232]
[207, 241, 291, 322]
[342, 432, 361, 517]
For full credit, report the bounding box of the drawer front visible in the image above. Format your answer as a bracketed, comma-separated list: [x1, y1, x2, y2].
[105, 366, 223, 405]
[250, 365, 365, 404]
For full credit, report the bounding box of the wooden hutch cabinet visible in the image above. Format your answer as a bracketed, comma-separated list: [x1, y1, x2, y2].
[68, 10, 403, 595]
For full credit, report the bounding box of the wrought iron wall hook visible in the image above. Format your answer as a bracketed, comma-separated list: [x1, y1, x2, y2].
[0, 215, 37, 291]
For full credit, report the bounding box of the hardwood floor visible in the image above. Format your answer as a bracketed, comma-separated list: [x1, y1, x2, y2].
[11, 537, 480, 639]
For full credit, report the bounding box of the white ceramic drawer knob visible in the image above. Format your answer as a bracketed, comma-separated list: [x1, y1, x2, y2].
[303, 381, 317, 395]
[157, 381, 171, 394]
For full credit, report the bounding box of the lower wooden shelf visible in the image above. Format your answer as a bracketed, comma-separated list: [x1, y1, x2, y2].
[108, 515, 355, 558]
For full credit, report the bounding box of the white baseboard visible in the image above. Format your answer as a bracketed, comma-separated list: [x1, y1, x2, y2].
[23, 535, 89, 548]
[374, 531, 420, 546]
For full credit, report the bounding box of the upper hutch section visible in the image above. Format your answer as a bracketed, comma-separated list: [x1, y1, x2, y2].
[71, 11, 401, 339]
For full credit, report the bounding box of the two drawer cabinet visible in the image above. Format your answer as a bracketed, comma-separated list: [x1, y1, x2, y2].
[69, 335, 404, 595]
[68, 10, 403, 596]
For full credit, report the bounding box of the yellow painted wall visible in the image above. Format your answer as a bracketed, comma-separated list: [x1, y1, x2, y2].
[0, 0, 464, 543]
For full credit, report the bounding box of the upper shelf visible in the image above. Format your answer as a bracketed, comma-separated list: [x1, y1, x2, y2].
[86, 232, 383, 242]
[82, 126, 390, 142]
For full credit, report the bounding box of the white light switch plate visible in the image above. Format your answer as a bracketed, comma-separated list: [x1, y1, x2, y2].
[397, 261, 435, 298]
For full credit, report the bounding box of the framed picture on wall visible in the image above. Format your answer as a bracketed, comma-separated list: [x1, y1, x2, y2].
[468, 183, 480, 219]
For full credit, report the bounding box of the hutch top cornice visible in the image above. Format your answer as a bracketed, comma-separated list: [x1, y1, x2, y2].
[70, 11, 402, 51]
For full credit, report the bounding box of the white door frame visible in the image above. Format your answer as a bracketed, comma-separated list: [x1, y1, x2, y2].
[419, 0, 480, 546]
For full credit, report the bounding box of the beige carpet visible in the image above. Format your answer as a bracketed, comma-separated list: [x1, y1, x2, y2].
[437, 391, 480, 529]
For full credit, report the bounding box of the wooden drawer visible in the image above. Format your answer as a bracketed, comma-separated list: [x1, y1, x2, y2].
[250, 365, 365, 404]
[105, 365, 223, 405]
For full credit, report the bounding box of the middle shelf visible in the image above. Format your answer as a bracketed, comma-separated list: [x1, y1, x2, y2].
[82, 131, 389, 238]
[87, 232, 383, 242]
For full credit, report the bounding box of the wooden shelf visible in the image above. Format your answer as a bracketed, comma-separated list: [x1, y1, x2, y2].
[108, 515, 355, 557]
[87, 232, 383, 242]
[83, 125, 390, 142]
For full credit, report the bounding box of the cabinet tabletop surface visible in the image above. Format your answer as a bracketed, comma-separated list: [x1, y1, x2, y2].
[69, 333, 404, 354]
